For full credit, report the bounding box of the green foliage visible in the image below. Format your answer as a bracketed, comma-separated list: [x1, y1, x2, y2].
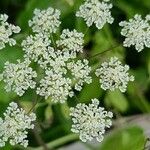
[79, 75, 102, 103]
[105, 90, 129, 113]
[100, 126, 146, 150]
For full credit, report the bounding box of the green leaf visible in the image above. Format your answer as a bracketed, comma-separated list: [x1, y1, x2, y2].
[105, 90, 129, 112]
[127, 83, 150, 113]
[0, 144, 14, 150]
[100, 126, 146, 150]
[79, 75, 102, 103]
[133, 68, 149, 91]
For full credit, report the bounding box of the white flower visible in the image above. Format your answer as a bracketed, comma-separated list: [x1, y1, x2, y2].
[36, 49, 92, 103]
[67, 59, 92, 91]
[38, 49, 75, 71]
[21, 33, 51, 62]
[36, 70, 73, 103]
[0, 102, 36, 147]
[29, 7, 61, 34]
[70, 98, 113, 142]
[76, 0, 114, 29]
[95, 57, 134, 92]
[0, 14, 21, 50]
[119, 14, 150, 52]
[0, 59, 37, 96]
[56, 29, 84, 53]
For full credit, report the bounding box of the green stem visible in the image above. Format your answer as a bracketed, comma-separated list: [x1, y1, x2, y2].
[27, 133, 79, 150]
[89, 44, 122, 60]
[27, 96, 41, 114]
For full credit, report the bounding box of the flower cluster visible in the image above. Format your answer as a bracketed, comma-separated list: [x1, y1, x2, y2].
[67, 59, 92, 91]
[37, 50, 92, 103]
[38, 49, 74, 71]
[28, 7, 61, 34]
[95, 57, 134, 92]
[36, 70, 73, 103]
[0, 14, 21, 50]
[0, 59, 37, 96]
[21, 33, 51, 62]
[0, 102, 36, 147]
[70, 99, 113, 142]
[119, 14, 150, 52]
[76, 0, 114, 29]
[0, 7, 92, 103]
[56, 29, 84, 53]
[0, 3, 142, 147]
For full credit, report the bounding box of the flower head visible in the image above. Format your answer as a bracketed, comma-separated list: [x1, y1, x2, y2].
[0, 14, 21, 50]
[0, 59, 37, 96]
[70, 99, 113, 142]
[36, 49, 92, 103]
[67, 59, 92, 91]
[95, 57, 134, 92]
[76, 0, 114, 29]
[36, 70, 73, 103]
[0, 102, 36, 147]
[21, 33, 51, 62]
[119, 14, 150, 52]
[56, 29, 84, 53]
[29, 7, 61, 34]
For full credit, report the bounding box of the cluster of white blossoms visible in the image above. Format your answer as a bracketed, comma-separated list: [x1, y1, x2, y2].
[0, 59, 37, 96]
[0, 7, 92, 103]
[1, 1, 146, 147]
[95, 57, 134, 92]
[67, 59, 92, 91]
[56, 29, 84, 53]
[119, 14, 150, 52]
[21, 33, 51, 61]
[36, 50, 92, 103]
[38, 49, 75, 71]
[70, 99, 113, 142]
[0, 102, 36, 147]
[28, 7, 61, 34]
[76, 0, 114, 29]
[36, 70, 74, 103]
[0, 14, 21, 50]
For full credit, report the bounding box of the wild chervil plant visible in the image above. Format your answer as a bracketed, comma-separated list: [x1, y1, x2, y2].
[0, 0, 149, 148]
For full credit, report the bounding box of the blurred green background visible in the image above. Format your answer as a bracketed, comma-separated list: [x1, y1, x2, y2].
[0, 0, 150, 150]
